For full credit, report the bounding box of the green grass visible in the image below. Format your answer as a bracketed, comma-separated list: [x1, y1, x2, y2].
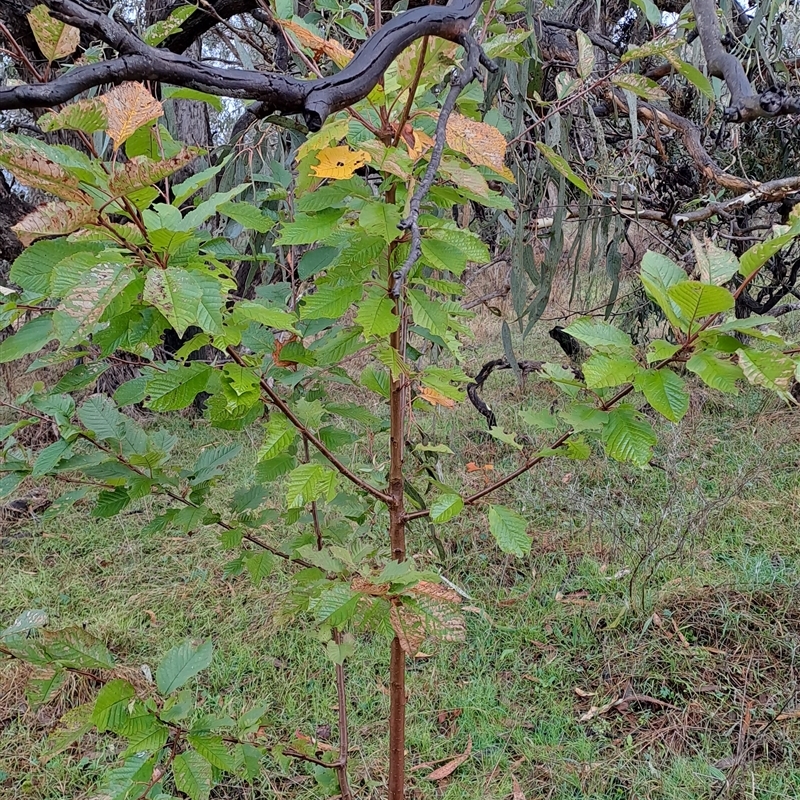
[2, 320, 800, 800]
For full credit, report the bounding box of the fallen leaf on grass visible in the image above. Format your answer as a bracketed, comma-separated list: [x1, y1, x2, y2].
[512, 776, 526, 799]
[425, 735, 472, 781]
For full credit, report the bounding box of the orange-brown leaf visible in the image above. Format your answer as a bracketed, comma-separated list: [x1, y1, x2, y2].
[425, 736, 472, 780]
[101, 83, 164, 150]
[409, 580, 461, 605]
[0, 132, 91, 203]
[311, 145, 370, 180]
[12, 201, 97, 246]
[512, 776, 527, 800]
[389, 603, 427, 656]
[107, 149, 199, 197]
[27, 4, 80, 62]
[418, 387, 456, 408]
[277, 18, 353, 68]
[351, 576, 389, 597]
[444, 113, 514, 181]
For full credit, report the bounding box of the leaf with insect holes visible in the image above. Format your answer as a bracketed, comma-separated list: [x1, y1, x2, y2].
[488, 505, 530, 556]
[444, 113, 514, 181]
[12, 202, 97, 246]
[311, 146, 370, 180]
[691, 235, 739, 285]
[143, 267, 200, 337]
[576, 30, 595, 79]
[41, 627, 115, 669]
[156, 640, 213, 695]
[390, 603, 427, 656]
[100, 83, 164, 149]
[536, 142, 591, 195]
[27, 4, 80, 61]
[108, 150, 198, 198]
[736, 348, 795, 398]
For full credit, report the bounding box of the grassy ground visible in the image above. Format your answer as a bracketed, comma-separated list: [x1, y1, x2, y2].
[2, 309, 800, 800]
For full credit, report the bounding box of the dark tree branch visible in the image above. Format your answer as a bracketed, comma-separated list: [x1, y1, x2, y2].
[0, 0, 483, 131]
[691, 0, 800, 122]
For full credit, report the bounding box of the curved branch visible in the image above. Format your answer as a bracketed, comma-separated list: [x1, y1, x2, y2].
[0, 0, 483, 131]
[691, 0, 800, 122]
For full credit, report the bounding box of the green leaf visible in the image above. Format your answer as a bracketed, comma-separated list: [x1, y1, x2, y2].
[640, 251, 689, 331]
[143, 267, 200, 337]
[482, 29, 532, 60]
[647, 339, 682, 363]
[235, 300, 298, 333]
[736, 348, 795, 397]
[601, 405, 657, 467]
[564, 317, 632, 351]
[0, 315, 54, 363]
[144, 363, 212, 412]
[430, 493, 463, 523]
[408, 289, 448, 337]
[173, 750, 212, 800]
[240, 742, 265, 780]
[275, 209, 344, 245]
[634, 368, 689, 422]
[42, 627, 115, 669]
[142, 4, 195, 45]
[191, 443, 241, 484]
[27, 667, 67, 707]
[218, 201, 274, 233]
[692, 235, 739, 285]
[245, 552, 274, 586]
[488, 505, 530, 557]
[10, 239, 90, 294]
[667, 281, 733, 322]
[420, 237, 468, 276]
[557, 404, 607, 432]
[535, 142, 591, 195]
[376, 343, 410, 378]
[361, 365, 390, 397]
[488, 425, 523, 449]
[187, 733, 239, 772]
[427, 225, 490, 264]
[300, 283, 362, 320]
[739, 229, 799, 278]
[285, 463, 336, 508]
[39, 98, 107, 134]
[32, 439, 71, 478]
[686, 351, 742, 394]
[611, 73, 669, 101]
[673, 58, 714, 101]
[356, 287, 399, 339]
[1, 609, 48, 639]
[359, 202, 402, 243]
[156, 640, 213, 695]
[520, 408, 559, 429]
[582, 353, 639, 389]
[92, 679, 135, 732]
[259, 414, 296, 461]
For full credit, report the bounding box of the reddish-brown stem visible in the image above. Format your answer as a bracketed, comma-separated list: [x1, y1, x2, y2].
[387, 260, 408, 800]
[226, 346, 392, 504]
[391, 35, 429, 148]
[304, 437, 324, 552]
[333, 628, 353, 800]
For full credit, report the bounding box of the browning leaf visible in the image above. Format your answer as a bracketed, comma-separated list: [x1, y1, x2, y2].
[409, 580, 461, 605]
[418, 387, 456, 408]
[27, 4, 80, 62]
[107, 149, 199, 197]
[101, 83, 164, 149]
[389, 603, 427, 656]
[351, 576, 389, 597]
[444, 113, 514, 181]
[0, 132, 91, 203]
[12, 202, 98, 246]
[311, 146, 371, 180]
[425, 736, 472, 781]
[277, 18, 353, 68]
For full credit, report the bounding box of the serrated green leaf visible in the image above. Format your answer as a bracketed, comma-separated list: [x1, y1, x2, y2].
[647, 339, 682, 363]
[582, 353, 639, 388]
[144, 363, 212, 412]
[275, 209, 344, 245]
[408, 288, 448, 337]
[430, 493, 464, 523]
[359, 201, 402, 242]
[285, 463, 336, 508]
[41, 627, 115, 669]
[32, 439, 72, 478]
[557, 404, 607, 432]
[488, 505, 530, 556]
[634, 368, 689, 422]
[564, 317, 632, 351]
[187, 733, 239, 772]
[356, 288, 399, 339]
[173, 750, 212, 800]
[300, 283, 362, 320]
[601, 405, 657, 467]
[420, 237, 468, 276]
[640, 251, 689, 331]
[245, 552, 274, 586]
[739, 229, 799, 278]
[156, 640, 213, 695]
[258, 414, 295, 461]
[667, 281, 733, 322]
[143, 267, 200, 337]
[235, 300, 298, 333]
[736, 348, 795, 397]
[92, 679, 135, 732]
[219, 201, 274, 233]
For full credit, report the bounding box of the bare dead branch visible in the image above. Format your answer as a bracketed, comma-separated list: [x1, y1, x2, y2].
[691, 0, 800, 122]
[0, 0, 483, 132]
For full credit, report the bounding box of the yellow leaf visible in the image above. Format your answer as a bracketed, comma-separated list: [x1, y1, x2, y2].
[418, 387, 456, 408]
[443, 113, 514, 182]
[400, 125, 434, 161]
[296, 116, 350, 160]
[310, 146, 370, 180]
[100, 83, 164, 150]
[277, 18, 353, 68]
[27, 4, 80, 62]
